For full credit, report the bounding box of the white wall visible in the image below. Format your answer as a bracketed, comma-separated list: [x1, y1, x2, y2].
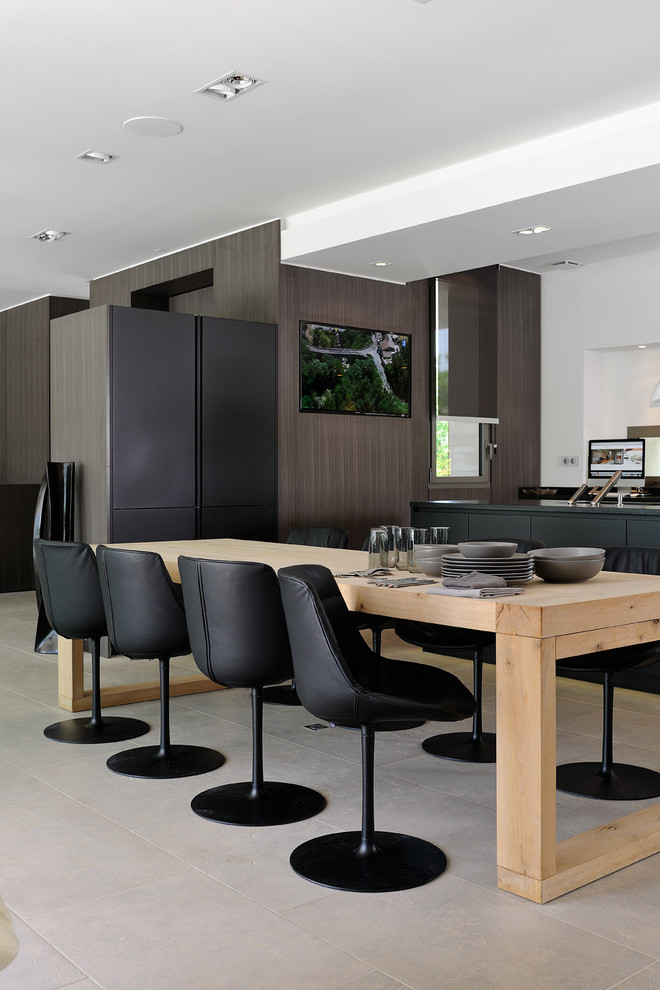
[541, 250, 660, 486]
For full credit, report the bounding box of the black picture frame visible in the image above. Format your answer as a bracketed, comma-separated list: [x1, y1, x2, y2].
[299, 320, 411, 418]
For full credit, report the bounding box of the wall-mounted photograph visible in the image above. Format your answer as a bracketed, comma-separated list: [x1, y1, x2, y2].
[299, 321, 411, 417]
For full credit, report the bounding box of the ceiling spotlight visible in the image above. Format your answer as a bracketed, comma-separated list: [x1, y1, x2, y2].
[511, 225, 553, 236]
[370, 261, 391, 267]
[75, 149, 117, 164]
[30, 229, 70, 243]
[195, 72, 266, 102]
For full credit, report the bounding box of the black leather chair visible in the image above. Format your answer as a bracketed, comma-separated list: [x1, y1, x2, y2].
[33, 539, 151, 744]
[96, 546, 225, 779]
[264, 525, 350, 706]
[395, 537, 545, 764]
[178, 556, 326, 825]
[286, 527, 349, 549]
[556, 546, 660, 800]
[278, 563, 476, 892]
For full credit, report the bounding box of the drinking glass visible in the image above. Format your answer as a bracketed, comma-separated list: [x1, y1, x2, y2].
[367, 527, 388, 568]
[429, 526, 450, 544]
[378, 525, 399, 568]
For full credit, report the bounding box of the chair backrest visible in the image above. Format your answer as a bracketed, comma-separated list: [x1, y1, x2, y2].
[286, 527, 349, 549]
[278, 563, 380, 723]
[33, 539, 107, 641]
[96, 546, 190, 660]
[603, 546, 660, 574]
[178, 556, 293, 687]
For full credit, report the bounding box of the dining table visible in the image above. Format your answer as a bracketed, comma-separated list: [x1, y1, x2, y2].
[56, 538, 660, 904]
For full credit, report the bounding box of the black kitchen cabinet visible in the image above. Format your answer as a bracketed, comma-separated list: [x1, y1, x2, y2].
[51, 305, 277, 544]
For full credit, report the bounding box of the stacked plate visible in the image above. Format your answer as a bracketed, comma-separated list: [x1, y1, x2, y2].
[441, 551, 535, 584]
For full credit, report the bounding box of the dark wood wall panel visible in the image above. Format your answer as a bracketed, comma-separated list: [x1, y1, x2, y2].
[213, 222, 280, 324]
[89, 221, 280, 327]
[278, 265, 429, 548]
[6, 297, 51, 483]
[90, 243, 216, 309]
[50, 306, 110, 543]
[492, 267, 541, 504]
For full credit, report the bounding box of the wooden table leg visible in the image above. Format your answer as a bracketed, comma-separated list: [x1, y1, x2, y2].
[496, 632, 558, 902]
[56, 636, 223, 712]
[57, 635, 86, 711]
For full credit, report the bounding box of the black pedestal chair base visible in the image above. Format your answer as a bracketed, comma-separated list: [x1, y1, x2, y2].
[278, 564, 477, 893]
[290, 830, 447, 893]
[556, 761, 660, 801]
[44, 716, 150, 745]
[107, 744, 225, 780]
[192, 780, 327, 826]
[422, 730, 496, 763]
[395, 620, 496, 763]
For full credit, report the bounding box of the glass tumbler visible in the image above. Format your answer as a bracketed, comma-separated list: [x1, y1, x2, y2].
[429, 526, 450, 544]
[378, 526, 399, 569]
[367, 527, 388, 568]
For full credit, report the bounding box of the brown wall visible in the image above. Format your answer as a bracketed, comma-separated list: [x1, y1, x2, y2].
[278, 265, 430, 549]
[90, 220, 280, 325]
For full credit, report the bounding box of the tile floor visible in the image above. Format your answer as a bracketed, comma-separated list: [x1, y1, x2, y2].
[1, 590, 660, 990]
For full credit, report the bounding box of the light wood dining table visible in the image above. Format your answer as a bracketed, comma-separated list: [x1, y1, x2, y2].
[57, 538, 660, 904]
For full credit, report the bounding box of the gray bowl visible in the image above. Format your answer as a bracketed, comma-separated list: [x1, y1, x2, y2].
[416, 558, 445, 577]
[414, 544, 458, 558]
[531, 547, 605, 561]
[458, 541, 518, 559]
[532, 556, 604, 583]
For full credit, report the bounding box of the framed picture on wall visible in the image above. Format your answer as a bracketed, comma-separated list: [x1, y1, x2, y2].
[299, 321, 411, 418]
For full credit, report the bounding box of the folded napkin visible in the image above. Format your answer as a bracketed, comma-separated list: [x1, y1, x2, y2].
[428, 570, 525, 597]
[442, 571, 507, 589]
[428, 586, 525, 598]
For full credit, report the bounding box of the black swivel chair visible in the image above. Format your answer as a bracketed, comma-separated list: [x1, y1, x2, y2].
[33, 539, 150, 744]
[96, 546, 225, 779]
[264, 525, 350, 706]
[278, 563, 476, 892]
[556, 546, 660, 800]
[395, 537, 545, 764]
[178, 556, 326, 826]
[286, 527, 349, 549]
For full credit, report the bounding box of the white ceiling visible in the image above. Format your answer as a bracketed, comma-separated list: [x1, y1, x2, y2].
[3, 0, 660, 311]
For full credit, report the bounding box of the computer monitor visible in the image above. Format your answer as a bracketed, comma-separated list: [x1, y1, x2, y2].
[587, 438, 646, 488]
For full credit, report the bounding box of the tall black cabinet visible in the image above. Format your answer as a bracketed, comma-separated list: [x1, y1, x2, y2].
[50, 305, 277, 544]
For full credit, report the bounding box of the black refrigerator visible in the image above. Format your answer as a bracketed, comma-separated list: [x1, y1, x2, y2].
[107, 307, 277, 543]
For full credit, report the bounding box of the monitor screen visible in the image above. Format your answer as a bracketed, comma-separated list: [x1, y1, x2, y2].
[299, 321, 411, 417]
[587, 438, 646, 483]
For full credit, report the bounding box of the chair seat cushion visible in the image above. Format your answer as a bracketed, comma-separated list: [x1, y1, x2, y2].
[395, 620, 495, 653]
[557, 641, 660, 674]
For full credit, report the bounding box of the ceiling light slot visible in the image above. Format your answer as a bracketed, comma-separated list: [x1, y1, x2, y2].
[195, 72, 266, 102]
[30, 229, 70, 243]
[511, 225, 552, 236]
[75, 149, 117, 165]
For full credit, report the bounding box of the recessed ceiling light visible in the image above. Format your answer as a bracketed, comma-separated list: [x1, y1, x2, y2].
[122, 116, 183, 137]
[638, 345, 648, 349]
[511, 225, 553, 235]
[30, 229, 70, 243]
[75, 149, 118, 164]
[370, 261, 391, 267]
[195, 72, 266, 102]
